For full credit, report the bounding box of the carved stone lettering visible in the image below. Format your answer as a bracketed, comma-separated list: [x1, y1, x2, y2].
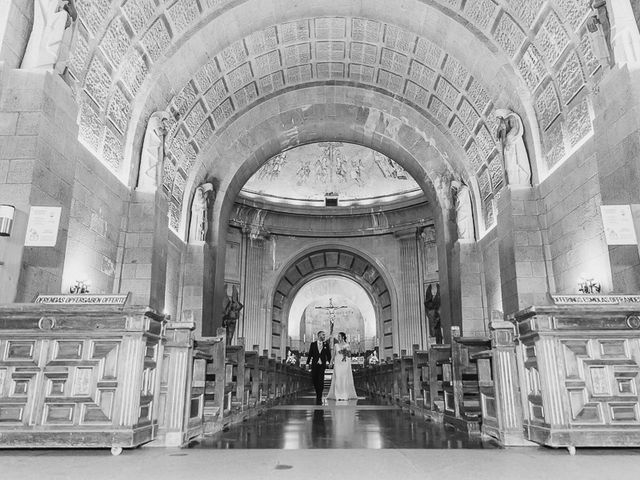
[317, 62, 345, 79]
[384, 25, 415, 54]
[315, 17, 346, 39]
[351, 18, 381, 43]
[350, 42, 378, 65]
[316, 41, 346, 62]
[409, 60, 436, 89]
[259, 71, 285, 94]
[536, 82, 561, 130]
[279, 20, 310, 44]
[167, 0, 199, 35]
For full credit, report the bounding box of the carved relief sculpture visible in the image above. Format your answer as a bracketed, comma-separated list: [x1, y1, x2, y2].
[189, 182, 215, 243]
[424, 283, 443, 344]
[21, 0, 78, 71]
[138, 111, 171, 192]
[451, 180, 475, 241]
[495, 109, 532, 187]
[222, 285, 244, 346]
[587, 1, 614, 67]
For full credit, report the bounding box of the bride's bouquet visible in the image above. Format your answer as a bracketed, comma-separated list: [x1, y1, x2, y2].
[338, 346, 350, 362]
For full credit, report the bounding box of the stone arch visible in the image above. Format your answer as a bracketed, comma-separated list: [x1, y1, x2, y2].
[195, 91, 461, 338]
[271, 246, 398, 357]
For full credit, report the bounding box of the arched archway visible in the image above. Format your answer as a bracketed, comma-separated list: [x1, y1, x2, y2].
[270, 246, 398, 358]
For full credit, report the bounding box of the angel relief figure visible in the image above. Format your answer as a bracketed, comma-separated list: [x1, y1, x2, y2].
[495, 109, 532, 187]
[21, 0, 78, 71]
[138, 111, 171, 192]
[296, 161, 311, 185]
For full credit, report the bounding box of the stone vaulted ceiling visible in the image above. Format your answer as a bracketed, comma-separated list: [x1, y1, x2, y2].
[67, 0, 602, 236]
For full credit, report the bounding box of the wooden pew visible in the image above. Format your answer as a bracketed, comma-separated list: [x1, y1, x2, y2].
[244, 349, 260, 407]
[427, 344, 451, 416]
[225, 345, 246, 411]
[443, 327, 491, 433]
[412, 346, 430, 414]
[194, 331, 226, 429]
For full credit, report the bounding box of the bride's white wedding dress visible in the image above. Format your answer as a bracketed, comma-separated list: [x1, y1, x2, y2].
[326, 341, 358, 400]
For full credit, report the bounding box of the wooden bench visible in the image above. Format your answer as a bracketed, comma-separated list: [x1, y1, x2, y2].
[443, 328, 491, 433]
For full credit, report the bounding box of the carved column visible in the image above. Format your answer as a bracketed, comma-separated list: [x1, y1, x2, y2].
[396, 229, 422, 353]
[154, 321, 199, 447]
[240, 230, 267, 353]
[485, 320, 532, 446]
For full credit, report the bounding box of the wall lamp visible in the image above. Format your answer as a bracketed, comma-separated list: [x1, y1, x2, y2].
[0, 205, 15, 237]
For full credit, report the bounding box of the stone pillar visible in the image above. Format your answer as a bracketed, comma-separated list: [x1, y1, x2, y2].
[396, 229, 422, 353]
[592, 64, 640, 292]
[0, 70, 77, 302]
[180, 243, 206, 335]
[119, 188, 169, 312]
[240, 231, 266, 352]
[453, 239, 486, 336]
[419, 226, 439, 346]
[496, 186, 550, 315]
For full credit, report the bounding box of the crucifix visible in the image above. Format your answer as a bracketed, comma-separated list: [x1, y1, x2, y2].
[315, 297, 348, 334]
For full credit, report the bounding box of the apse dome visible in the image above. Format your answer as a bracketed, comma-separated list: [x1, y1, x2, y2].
[240, 143, 422, 207]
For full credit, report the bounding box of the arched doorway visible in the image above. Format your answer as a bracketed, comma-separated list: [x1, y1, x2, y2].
[271, 246, 396, 358]
[288, 276, 378, 355]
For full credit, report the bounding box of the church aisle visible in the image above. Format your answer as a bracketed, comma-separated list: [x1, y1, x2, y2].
[192, 391, 499, 449]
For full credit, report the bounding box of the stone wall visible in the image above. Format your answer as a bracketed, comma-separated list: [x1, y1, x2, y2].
[221, 228, 439, 355]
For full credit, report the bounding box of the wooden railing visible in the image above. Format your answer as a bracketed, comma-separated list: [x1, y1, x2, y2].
[0, 305, 311, 452]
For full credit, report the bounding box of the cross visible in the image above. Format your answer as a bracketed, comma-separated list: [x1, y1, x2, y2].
[315, 297, 348, 333]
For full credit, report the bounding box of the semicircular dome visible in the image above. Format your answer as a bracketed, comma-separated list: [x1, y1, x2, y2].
[240, 143, 422, 207]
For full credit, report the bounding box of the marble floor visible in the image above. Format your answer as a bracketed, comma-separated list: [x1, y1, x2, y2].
[1, 391, 640, 480]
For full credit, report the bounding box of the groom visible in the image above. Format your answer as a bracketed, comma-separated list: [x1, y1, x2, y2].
[306, 330, 331, 405]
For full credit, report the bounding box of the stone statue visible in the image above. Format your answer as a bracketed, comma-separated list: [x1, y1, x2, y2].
[587, 1, 614, 67]
[424, 283, 443, 344]
[190, 183, 215, 242]
[21, 0, 78, 71]
[421, 225, 436, 244]
[222, 285, 243, 346]
[451, 180, 475, 241]
[138, 111, 171, 192]
[495, 109, 532, 187]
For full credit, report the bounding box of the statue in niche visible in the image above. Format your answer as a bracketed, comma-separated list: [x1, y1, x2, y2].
[424, 283, 443, 345]
[138, 111, 171, 192]
[587, 1, 614, 67]
[451, 180, 475, 241]
[21, 0, 78, 71]
[222, 284, 243, 346]
[495, 109, 532, 187]
[190, 182, 215, 243]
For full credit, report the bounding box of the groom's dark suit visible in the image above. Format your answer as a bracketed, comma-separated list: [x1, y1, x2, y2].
[306, 340, 331, 403]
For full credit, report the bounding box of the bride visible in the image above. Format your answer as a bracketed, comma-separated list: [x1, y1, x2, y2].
[326, 332, 358, 400]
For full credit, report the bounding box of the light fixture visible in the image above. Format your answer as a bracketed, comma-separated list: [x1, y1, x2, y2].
[0, 205, 15, 237]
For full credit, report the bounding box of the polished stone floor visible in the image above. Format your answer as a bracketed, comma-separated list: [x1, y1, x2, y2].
[194, 392, 499, 449]
[2, 390, 640, 480]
